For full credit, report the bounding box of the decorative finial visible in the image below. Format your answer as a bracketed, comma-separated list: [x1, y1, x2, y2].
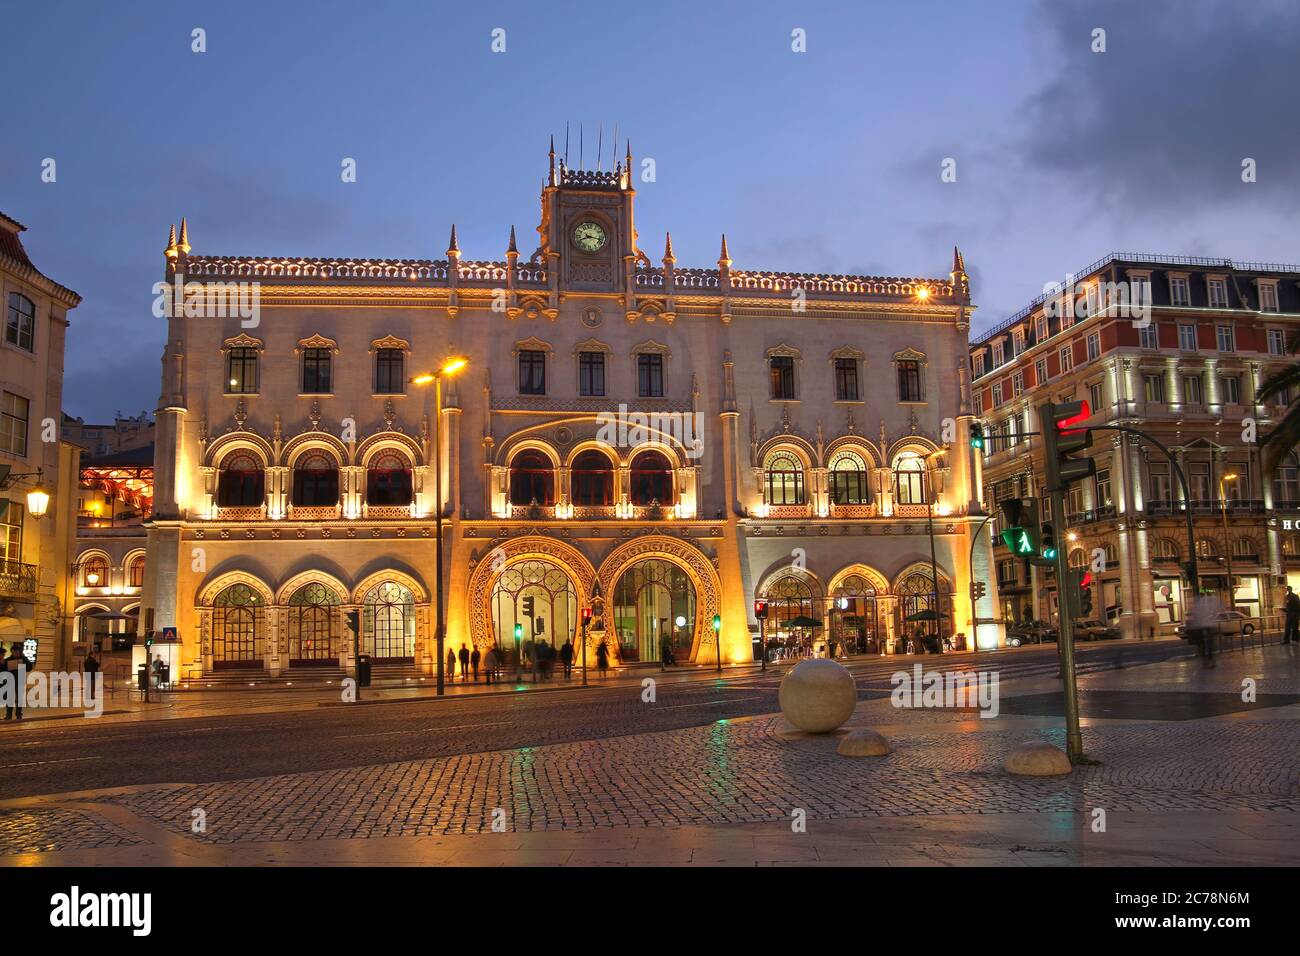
[952, 245, 966, 275]
[178, 217, 191, 255]
[508, 225, 518, 254]
[447, 224, 460, 257]
[663, 231, 675, 263]
[164, 223, 178, 259]
[718, 233, 732, 266]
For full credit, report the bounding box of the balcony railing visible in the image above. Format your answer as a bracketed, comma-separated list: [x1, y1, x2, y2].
[0, 560, 37, 599]
[1145, 499, 1265, 516]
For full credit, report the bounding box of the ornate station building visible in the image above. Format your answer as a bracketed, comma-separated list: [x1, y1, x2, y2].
[140, 145, 995, 681]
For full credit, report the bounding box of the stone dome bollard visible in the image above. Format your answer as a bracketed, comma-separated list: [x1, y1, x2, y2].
[779, 658, 857, 733]
[837, 728, 892, 757]
[1003, 740, 1072, 776]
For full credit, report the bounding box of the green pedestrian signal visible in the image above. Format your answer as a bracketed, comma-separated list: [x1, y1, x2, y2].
[1000, 527, 1035, 555]
[969, 422, 984, 450]
[1040, 522, 1057, 561]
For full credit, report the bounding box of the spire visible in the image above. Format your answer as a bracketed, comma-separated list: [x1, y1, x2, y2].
[952, 245, 966, 276]
[548, 135, 556, 186]
[447, 224, 460, 257]
[507, 225, 518, 255]
[626, 139, 632, 170]
[663, 231, 675, 263]
[164, 223, 178, 259]
[718, 233, 732, 267]
[177, 217, 191, 255]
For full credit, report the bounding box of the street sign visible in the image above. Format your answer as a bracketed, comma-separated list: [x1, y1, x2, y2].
[161, 626, 178, 642]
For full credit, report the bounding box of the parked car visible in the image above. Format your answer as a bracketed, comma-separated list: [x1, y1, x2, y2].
[1074, 619, 1121, 641]
[1176, 610, 1258, 639]
[1005, 621, 1058, 646]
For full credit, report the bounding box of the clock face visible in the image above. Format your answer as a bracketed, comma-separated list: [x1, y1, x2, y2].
[573, 221, 607, 253]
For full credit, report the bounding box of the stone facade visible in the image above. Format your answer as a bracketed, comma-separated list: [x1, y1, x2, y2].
[140, 148, 993, 681]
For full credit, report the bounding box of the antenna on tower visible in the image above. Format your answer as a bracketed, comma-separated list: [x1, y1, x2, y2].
[596, 122, 603, 171]
[612, 122, 619, 169]
[579, 124, 584, 170]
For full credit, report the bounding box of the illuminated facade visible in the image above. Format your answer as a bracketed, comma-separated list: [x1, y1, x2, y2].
[141, 146, 995, 681]
[971, 253, 1300, 637]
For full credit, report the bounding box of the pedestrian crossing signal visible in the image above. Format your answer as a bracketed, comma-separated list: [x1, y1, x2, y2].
[1001, 527, 1036, 556]
[969, 422, 984, 450]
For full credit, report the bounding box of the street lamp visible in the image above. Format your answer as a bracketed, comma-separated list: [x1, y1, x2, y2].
[410, 357, 469, 696]
[922, 449, 948, 651]
[712, 613, 722, 674]
[0, 466, 50, 519]
[1219, 472, 1240, 612]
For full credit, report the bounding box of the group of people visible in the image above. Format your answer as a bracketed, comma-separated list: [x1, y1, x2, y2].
[445, 638, 615, 683]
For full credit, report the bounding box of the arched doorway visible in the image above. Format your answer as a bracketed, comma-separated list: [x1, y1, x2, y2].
[896, 569, 944, 652]
[362, 581, 416, 662]
[763, 573, 819, 658]
[611, 559, 697, 663]
[831, 573, 882, 655]
[287, 582, 341, 666]
[490, 559, 578, 665]
[212, 582, 264, 669]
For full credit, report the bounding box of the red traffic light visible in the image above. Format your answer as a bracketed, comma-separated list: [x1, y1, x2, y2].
[1081, 571, 1093, 588]
[753, 600, 768, 620]
[1056, 399, 1091, 434]
[581, 606, 592, 623]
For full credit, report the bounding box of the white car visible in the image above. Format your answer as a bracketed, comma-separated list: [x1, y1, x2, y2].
[1177, 610, 1257, 638]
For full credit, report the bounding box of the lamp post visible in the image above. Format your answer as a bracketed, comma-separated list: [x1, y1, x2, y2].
[923, 449, 947, 650]
[410, 358, 468, 696]
[712, 613, 722, 674]
[1219, 472, 1239, 612]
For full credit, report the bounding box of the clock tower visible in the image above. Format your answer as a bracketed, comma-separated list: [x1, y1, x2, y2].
[538, 138, 639, 303]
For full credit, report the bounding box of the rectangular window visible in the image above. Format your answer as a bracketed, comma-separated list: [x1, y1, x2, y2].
[1183, 374, 1203, 404]
[0, 500, 22, 566]
[1035, 314, 1049, 342]
[1143, 373, 1165, 404]
[301, 348, 332, 394]
[992, 383, 1003, 407]
[897, 360, 923, 402]
[1216, 325, 1236, 352]
[1190, 461, 1211, 502]
[992, 342, 1004, 367]
[1058, 345, 1074, 374]
[1170, 276, 1190, 306]
[518, 350, 546, 395]
[1138, 325, 1158, 349]
[1268, 328, 1286, 356]
[1012, 372, 1025, 398]
[1149, 466, 1171, 506]
[1259, 282, 1279, 312]
[1089, 381, 1103, 413]
[1208, 278, 1228, 309]
[973, 392, 983, 416]
[5, 294, 35, 352]
[1086, 332, 1101, 361]
[1178, 323, 1197, 351]
[227, 347, 259, 394]
[578, 351, 605, 397]
[0, 392, 29, 457]
[769, 356, 796, 400]
[834, 358, 859, 401]
[1095, 469, 1112, 508]
[637, 353, 664, 398]
[1012, 329, 1025, 356]
[973, 352, 985, 378]
[1034, 358, 1049, 385]
[1218, 374, 1240, 405]
[374, 348, 405, 394]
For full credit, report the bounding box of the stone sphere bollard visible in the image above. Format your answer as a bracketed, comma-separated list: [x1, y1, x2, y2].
[779, 658, 857, 733]
[1003, 740, 1072, 776]
[837, 728, 892, 757]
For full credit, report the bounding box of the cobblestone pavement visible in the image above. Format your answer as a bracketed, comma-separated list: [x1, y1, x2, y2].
[1, 643, 1296, 865]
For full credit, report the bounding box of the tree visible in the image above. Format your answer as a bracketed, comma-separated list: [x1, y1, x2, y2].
[1255, 330, 1300, 473]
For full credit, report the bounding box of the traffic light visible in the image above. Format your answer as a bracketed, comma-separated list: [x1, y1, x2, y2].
[753, 600, 768, 620]
[1065, 568, 1094, 618]
[969, 422, 985, 450]
[513, 622, 523, 640]
[345, 610, 360, 634]
[581, 606, 592, 624]
[998, 497, 1041, 557]
[1040, 522, 1058, 561]
[712, 614, 722, 632]
[971, 580, 987, 601]
[521, 596, 535, 618]
[1080, 571, 1094, 616]
[1040, 400, 1096, 492]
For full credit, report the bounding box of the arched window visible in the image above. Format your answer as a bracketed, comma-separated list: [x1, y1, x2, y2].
[128, 555, 146, 588]
[1068, 548, 1087, 570]
[571, 449, 615, 506]
[765, 451, 805, 506]
[6, 292, 35, 351]
[1195, 538, 1219, 559]
[81, 555, 108, 588]
[212, 583, 262, 667]
[764, 574, 817, 652]
[363, 581, 415, 660]
[217, 452, 264, 507]
[287, 582, 340, 664]
[829, 451, 869, 505]
[509, 450, 554, 506]
[1274, 450, 1300, 506]
[630, 450, 674, 505]
[367, 451, 413, 506]
[1153, 538, 1180, 560]
[612, 559, 697, 663]
[1232, 537, 1258, 560]
[1283, 533, 1300, 559]
[293, 452, 339, 507]
[894, 453, 928, 504]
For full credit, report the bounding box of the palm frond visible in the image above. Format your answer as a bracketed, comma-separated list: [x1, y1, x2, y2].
[1256, 362, 1300, 403]
[1260, 405, 1300, 474]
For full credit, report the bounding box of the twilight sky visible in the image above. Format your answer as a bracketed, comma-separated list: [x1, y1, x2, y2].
[4, 0, 1298, 421]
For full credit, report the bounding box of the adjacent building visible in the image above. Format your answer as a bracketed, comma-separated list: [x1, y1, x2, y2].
[970, 253, 1300, 638]
[0, 211, 82, 670]
[140, 145, 994, 682]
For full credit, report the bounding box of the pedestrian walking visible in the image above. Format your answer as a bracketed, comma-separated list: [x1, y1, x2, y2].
[470, 646, 481, 682]
[1189, 593, 1220, 668]
[484, 647, 496, 685]
[1285, 586, 1300, 645]
[3, 643, 26, 719]
[458, 643, 470, 682]
[83, 647, 101, 700]
[447, 648, 456, 680]
[596, 640, 609, 677]
[560, 639, 573, 679]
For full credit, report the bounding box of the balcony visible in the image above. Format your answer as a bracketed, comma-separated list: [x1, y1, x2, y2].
[0, 560, 37, 601]
[1066, 505, 1117, 525]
